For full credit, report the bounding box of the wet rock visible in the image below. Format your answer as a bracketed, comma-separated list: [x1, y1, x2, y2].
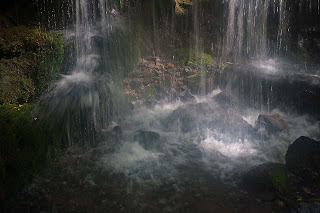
[164, 103, 252, 138]
[285, 136, 320, 183]
[145, 99, 159, 109]
[213, 91, 233, 106]
[178, 89, 196, 102]
[242, 163, 288, 194]
[134, 130, 160, 150]
[164, 103, 212, 133]
[256, 114, 288, 133]
[111, 126, 122, 143]
[295, 202, 320, 213]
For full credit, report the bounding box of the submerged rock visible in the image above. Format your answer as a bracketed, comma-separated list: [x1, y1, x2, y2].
[134, 130, 160, 150]
[242, 163, 288, 194]
[256, 114, 288, 133]
[285, 136, 320, 183]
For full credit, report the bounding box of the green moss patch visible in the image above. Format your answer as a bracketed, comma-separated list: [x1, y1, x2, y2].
[175, 48, 212, 67]
[0, 104, 50, 198]
[0, 22, 64, 104]
[243, 163, 288, 194]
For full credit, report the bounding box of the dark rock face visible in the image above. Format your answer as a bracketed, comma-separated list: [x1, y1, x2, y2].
[242, 163, 288, 193]
[285, 136, 320, 182]
[256, 114, 288, 133]
[134, 130, 160, 150]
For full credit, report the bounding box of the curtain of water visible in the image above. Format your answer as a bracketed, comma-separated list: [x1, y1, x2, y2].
[38, 0, 131, 147]
[223, 0, 270, 62]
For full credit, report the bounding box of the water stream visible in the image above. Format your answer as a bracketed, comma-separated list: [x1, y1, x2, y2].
[7, 0, 320, 212]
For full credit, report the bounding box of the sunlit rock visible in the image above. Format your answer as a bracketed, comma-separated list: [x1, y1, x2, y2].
[256, 114, 288, 133]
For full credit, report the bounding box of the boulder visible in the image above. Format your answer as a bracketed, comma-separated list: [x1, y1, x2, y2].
[163, 103, 213, 133]
[134, 130, 160, 150]
[285, 136, 320, 182]
[242, 163, 288, 194]
[256, 114, 288, 133]
[213, 91, 233, 106]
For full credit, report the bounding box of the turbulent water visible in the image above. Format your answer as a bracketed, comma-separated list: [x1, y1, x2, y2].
[5, 0, 318, 212]
[94, 89, 320, 190]
[38, 0, 320, 184]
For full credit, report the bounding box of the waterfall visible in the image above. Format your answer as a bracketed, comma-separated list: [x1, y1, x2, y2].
[222, 0, 320, 62]
[40, 0, 128, 147]
[223, 0, 270, 62]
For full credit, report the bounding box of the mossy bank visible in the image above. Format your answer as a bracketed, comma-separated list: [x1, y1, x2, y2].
[0, 16, 65, 201]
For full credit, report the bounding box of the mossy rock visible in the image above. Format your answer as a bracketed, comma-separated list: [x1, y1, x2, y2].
[0, 23, 64, 104]
[243, 163, 288, 194]
[175, 48, 212, 67]
[0, 104, 52, 199]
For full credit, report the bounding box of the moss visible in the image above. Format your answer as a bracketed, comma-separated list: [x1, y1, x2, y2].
[143, 87, 156, 98]
[0, 104, 52, 198]
[33, 32, 64, 95]
[0, 23, 64, 104]
[269, 167, 288, 194]
[175, 48, 212, 67]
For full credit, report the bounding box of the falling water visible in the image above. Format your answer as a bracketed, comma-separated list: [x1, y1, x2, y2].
[223, 0, 270, 62]
[40, 0, 128, 146]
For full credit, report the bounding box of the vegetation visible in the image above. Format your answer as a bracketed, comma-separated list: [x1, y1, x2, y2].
[0, 18, 64, 104]
[0, 105, 48, 199]
[175, 48, 212, 67]
[269, 166, 288, 194]
[0, 16, 65, 200]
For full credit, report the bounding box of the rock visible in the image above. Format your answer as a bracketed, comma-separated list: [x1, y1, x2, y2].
[256, 114, 288, 133]
[111, 126, 122, 143]
[178, 90, 196, 102]
[213, 91, 232, 106]
[285, 136, 320, 183]
[242, 163, 288, 194]
[134, 130, 160, 150]
[164, 103, 212, 133]
[296, 202, 320, 213]
[163, 103, 252, 139]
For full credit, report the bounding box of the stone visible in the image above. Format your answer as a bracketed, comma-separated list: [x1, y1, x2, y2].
[163, 102, 252, 139]
[242, 163, 288, 194]
[285, 136, 320, 182]
[178, 90, 196, 102]
[134, 130, 160, 150]
[111, 126, 122, 143]
[213, 91, 232, 106]
[256, 114, 288, 133]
